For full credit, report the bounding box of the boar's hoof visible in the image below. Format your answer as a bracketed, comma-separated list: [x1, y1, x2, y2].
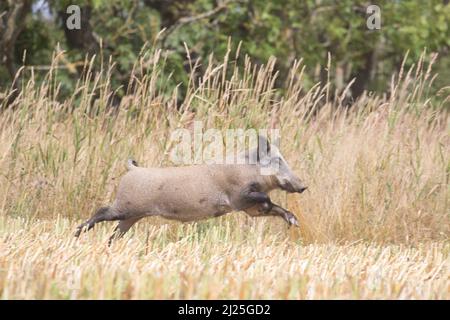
[284, 212, 300, 227]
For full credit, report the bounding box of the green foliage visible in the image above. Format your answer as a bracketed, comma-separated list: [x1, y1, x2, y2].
[2, 0, 449, 103]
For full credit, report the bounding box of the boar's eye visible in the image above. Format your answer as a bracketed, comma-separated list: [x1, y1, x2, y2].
[270, 157, 281, 166]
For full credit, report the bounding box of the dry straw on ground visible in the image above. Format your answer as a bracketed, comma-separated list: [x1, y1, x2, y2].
[0, 48, 448, 299]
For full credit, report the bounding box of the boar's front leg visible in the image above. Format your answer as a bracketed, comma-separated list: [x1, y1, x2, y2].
[235, 192, 273, 213]
[244, 202, 300, 227]
[233, 183, 273, 212]
[269, 204, 300, 227]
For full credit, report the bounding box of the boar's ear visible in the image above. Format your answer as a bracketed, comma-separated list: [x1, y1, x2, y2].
[257, 135, 271, 162]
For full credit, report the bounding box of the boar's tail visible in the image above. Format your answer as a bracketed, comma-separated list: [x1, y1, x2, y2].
[127, 158, 139, 171]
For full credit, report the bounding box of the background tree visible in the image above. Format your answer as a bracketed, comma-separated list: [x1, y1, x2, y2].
[0, 0, 449, 106]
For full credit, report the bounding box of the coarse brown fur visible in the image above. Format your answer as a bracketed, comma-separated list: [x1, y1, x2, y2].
[75, 138, 307, 243]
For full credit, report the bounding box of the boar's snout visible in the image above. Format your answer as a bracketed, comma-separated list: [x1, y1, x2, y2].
[280, 178, 307, 194]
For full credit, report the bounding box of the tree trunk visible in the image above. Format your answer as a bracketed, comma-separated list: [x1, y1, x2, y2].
[0, 0, 31, 106]
[350, 49, 376, 99]
[0, 0, 31, 80]
[59, 5, 99, 56]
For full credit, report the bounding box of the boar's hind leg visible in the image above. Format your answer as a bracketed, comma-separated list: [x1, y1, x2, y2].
[108, 216, 143, 245]
[244, 203, 299, 227]
[75, 206, 126, 237]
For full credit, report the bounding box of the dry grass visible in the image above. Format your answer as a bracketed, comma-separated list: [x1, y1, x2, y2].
[0, 47, 448, 299]
[0, 216, 448, 299]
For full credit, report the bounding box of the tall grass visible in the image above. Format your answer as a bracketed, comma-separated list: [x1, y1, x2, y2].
[1, 48, 448, 243]
[0, 47, 448, 299]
